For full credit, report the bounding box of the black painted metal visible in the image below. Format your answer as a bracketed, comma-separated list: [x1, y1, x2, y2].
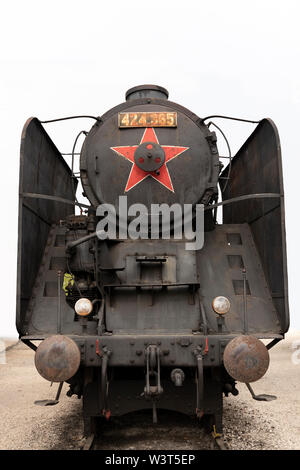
[21, 191, 91, 209]
[16, 118, 76, 335]
[134, 141, 165, 172]
[21, 221, 282, 338]
[83, 367, 222, 426]
[126, 84, 169, 101]
[80, 98, 219, 211]
[220, 118, 289, 333]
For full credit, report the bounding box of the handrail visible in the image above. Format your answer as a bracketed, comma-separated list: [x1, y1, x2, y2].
[205, 193, 282, 211]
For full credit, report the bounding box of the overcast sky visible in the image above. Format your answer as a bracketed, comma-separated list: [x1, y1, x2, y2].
[0, 0, 299, 337]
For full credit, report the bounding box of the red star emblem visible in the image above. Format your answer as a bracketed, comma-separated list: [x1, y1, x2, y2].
[111, 128, 189, 192]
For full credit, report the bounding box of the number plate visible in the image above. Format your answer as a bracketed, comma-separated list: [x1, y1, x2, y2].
[118, 112, 177, 128]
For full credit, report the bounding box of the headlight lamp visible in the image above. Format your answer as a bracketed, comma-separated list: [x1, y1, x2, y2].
[212, 296, 230, 315]
[74, 298, 93, 317]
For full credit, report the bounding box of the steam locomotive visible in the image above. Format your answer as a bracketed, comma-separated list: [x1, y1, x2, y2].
[16, 85, 289, 442]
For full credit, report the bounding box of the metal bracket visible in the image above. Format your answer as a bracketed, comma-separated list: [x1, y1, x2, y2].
[266, 338, 282, 350]
[144, 345, 163, 423]
[193, 347, 204, 418]
[34, 381, 64, 407]
[21, 338, 37, 352]
[246, 383, 277, 401]
[100, 348, 112, 417]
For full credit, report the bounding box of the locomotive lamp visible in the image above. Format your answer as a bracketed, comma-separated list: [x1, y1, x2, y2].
[212, 296, 230, 315]
[74, 298, 93, 317]
[75, 298, 93, 332]
[212, 296, 230, 332]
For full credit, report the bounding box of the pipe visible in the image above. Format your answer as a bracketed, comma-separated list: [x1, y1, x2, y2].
[66, 230, 106, 252]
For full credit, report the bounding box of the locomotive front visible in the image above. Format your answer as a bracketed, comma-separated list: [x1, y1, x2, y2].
[17, 85, 289, 440]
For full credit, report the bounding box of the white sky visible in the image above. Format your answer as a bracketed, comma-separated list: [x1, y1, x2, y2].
[0, 0, 299, 337]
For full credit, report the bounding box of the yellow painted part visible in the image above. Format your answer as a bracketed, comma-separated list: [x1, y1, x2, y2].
[63, 273, 74, 295]
[212, 425, 222, 439]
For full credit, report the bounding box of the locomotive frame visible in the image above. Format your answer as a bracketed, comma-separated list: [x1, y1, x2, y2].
[16, 85, 289, 443]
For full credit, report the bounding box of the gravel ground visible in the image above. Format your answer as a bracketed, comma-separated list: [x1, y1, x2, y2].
[0, 332, 299, 450]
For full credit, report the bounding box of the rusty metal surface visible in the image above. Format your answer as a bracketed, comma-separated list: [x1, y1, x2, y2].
[221, 119, 289, 333]
[118, 111, 177, 128]
[223, 335, 270, 383]
[35, 335, 80, 382]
